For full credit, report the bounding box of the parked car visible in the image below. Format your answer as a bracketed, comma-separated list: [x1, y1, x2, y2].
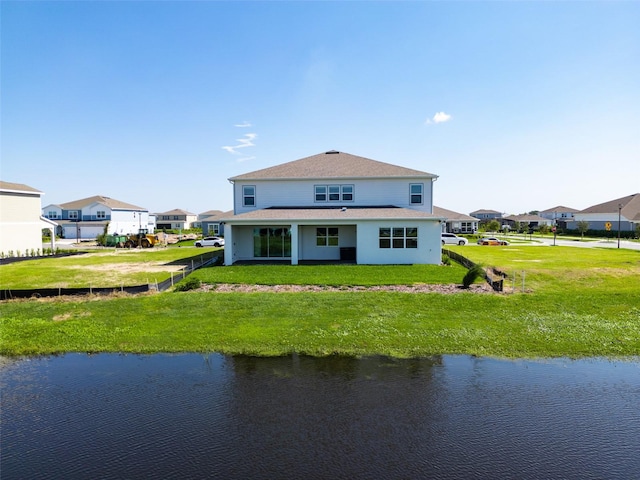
[477, 237, 509, 246]
[441, 233, 468, 245]
[194, 236, 225, 247]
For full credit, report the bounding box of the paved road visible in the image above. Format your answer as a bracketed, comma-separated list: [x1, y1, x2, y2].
[500, 236, 640, 251]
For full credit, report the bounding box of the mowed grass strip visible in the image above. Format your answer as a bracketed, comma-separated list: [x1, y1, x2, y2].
[1, 290, 638, 358]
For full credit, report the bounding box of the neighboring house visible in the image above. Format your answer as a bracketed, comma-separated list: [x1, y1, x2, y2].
[0, 181, 57, 256]
[469, 209, 503, 221]
[434, 206, 478, 234]
[572, 193, 640, 232]
[502, 214, 553, 230]
[539, 205, 579, 222]
[42, 195, 151, 240]
[221, 150, 443, 265]
[200, 210, 231, 237]
[155, 209, 198, 231]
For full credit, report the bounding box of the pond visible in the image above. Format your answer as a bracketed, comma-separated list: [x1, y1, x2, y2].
[1, 354, 639, 479]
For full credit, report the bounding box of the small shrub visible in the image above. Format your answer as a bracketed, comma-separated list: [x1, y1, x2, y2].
[174, 277, 202, 292]
[462, 264, 485, 288]
[441, 254, 451, 266]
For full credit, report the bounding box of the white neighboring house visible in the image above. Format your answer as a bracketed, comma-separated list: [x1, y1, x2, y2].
[434, 206, 478, 234]
[221, 150, 444, 265]
[155, 209, 198, 231]
[0, 181, 57, 256]
[42, 195, 152, 240]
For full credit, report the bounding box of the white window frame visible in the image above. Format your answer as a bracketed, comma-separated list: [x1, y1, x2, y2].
[379, 227, 418, 249]
[410, 184, 423, 205]
[96, 211, 106, 219]
[68, 211, 79, 220]
[316, 227, 339, 247]
[314, 184, 354, 203]
[243, 185, 256, 207]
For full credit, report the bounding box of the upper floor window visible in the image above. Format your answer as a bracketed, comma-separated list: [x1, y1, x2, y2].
[315, 184, 354, 203]
[243, 185, 256, 207]
[47, 211, 58, 219]
[69, 211, 79, 220]
[173, 215, 180, 220]
[96, 211, 106, 219]
[410, 184, 423, 205]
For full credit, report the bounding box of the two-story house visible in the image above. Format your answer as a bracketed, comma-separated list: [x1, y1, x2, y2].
[221, 151, 443, 265]
[1, 181, 57, 257]
[42, 195, 152, 240]
[155, 209, 198, 231]
[469, 209, 503, 221]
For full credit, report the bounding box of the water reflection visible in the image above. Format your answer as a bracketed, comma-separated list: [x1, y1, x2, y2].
[1, 354, 639, 480]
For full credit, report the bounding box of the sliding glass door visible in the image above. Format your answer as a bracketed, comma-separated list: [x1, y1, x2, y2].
[253, 227, 291, 258]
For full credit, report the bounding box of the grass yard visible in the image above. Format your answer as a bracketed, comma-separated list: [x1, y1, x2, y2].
[0, 247, 221, 289]
[1, 245, 639, 358]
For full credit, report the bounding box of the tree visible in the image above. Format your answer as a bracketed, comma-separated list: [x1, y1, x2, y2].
[486, 219, 501, 232]
[538, 224, 550, 235]
[576, 220, 589, 239]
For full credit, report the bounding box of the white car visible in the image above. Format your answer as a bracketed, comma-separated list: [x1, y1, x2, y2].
[194, 236, 225, 248]
[441, 233, 468, 245]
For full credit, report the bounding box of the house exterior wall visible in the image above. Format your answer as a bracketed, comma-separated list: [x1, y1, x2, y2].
[572, 213, 634, 231]
[233, 179, 434, 214]
[0, 191, 44, 256]
[356, 220, 441, 265]
[224, 219, 441, 265]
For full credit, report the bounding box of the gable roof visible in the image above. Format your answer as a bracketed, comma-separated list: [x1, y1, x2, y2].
[201, 210, 233, 222]
[539, 205, 579, 214]
[155, 208, 196, 216]
[579, 193, 640, 221]
[504, 213, 549, 223]
[0, 181, 43, 195]
[59, 195, 145, 211]
[433, 206, 477, 222]
[469, 209, 502, 215]
[229, 151, 437, 181]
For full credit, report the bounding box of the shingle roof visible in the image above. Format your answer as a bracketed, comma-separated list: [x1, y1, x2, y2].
[201, 210, 233, 222]
[469, 209, 502, 215]
[579, 193, 640, 221]
[59, 195, 145, 211]
[433, 206, 477, 222]
[504, 214, 548, 223]
[0, 181, 43, 195]
[222, 206, 442, 222]
[229, 151, 437, 181]
[539, 205, 579, 214]
[155, 208, 196, 216]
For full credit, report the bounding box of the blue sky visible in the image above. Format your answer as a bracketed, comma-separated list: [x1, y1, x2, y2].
[2, 1, 638, 216]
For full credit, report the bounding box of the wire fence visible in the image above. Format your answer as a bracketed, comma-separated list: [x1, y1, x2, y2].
[0, 253, 222, 301]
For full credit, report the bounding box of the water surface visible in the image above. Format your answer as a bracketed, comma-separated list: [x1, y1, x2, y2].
[2, 354, 639, 479]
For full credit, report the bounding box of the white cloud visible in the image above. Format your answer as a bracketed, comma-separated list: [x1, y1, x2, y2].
[426, 112, 452, 125]
[222, 133, 257, 155]
[234, 121, 252, 128]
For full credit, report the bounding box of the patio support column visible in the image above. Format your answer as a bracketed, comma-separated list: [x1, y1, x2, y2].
[223, 225, 233, 266]
[290, 223, 299, 265]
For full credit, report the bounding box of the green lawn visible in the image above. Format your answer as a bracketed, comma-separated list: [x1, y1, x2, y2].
[1, 245, 639, 358]
[0, 247, 221, 289]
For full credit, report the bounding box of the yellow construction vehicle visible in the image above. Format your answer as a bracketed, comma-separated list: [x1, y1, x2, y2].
[125, 229, 159, 248]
